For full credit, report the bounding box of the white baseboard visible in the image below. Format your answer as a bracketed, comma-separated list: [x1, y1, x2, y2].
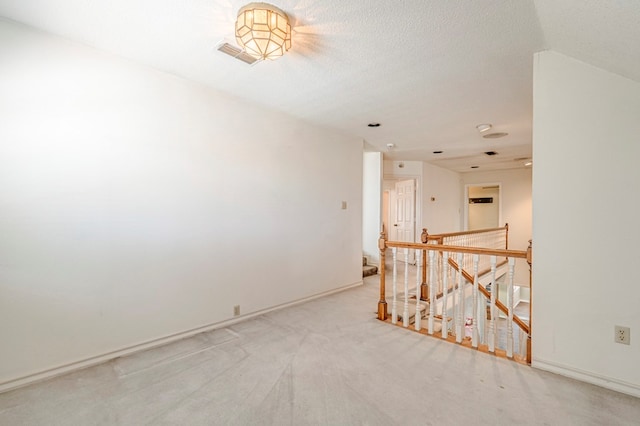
[0, 280, 363, 394]
[532, 358, 640, 398]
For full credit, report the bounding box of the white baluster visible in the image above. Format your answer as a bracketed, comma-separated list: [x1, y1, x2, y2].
[488, 255, 497, 353]
[519, 328, 527, 358]
[472, 254, 479, 348]
[506, 257, 515, 358]
[403, 248, 410, 328]
[428, 250, 436, 334]
[438, 253, 443, 295]
[415, 249, 422, 331]
[391, 248, 398, 324]
[450, 254, 457, 338]
[456, 252, 464, 343]
[441, 251, 449, 339]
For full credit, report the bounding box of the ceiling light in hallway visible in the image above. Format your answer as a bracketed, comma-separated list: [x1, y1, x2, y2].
[236, 3, 291, 60]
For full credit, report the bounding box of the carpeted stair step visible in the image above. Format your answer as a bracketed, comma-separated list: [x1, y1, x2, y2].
[363, 256, 378, 277]
[363, 264, 378, 277]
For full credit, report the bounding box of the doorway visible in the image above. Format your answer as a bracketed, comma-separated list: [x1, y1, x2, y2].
[383, 178, 417, 263]
[465, 184, 501, 230]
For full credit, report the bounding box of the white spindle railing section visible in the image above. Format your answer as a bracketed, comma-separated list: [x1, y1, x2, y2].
[472, 254, 479, 348]
[391, 248, 398, 325]
[422, 225, 509, 285]
[455, 252, 464, 344]
[441, 252, 449, 339]
[419, 226, 510, 312]
[506, 257, 515, 358]
[378, 229, 531, 364]
[488, 255, 497, 353]
[403, 249, 410, 328]
[428, 250, 436, 335]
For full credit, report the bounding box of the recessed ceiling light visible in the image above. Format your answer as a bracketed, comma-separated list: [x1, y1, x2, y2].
[482, 132, 508, 139]
[524, 161, 532, 166]
[471, 166, 479, 169]
[433, 150, 443, 154]
[484, 151, 498, 156]
[476, 124, 492, 133]
[386, 143, 395, 150]
[368, 123, 381, 127]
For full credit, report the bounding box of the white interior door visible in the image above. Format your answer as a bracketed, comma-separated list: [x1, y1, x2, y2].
[394, 179, 416, 263]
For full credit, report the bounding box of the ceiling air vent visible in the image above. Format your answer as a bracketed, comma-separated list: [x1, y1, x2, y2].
[216, 42, 258, 65]
[482, 132, 508, 139]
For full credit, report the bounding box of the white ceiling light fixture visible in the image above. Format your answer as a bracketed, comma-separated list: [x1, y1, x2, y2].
[476, 123, 492, 133]
[235, 3, 292, 61]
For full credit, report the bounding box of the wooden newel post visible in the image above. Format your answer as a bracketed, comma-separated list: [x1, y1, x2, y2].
[420, 228, 428, 244]
[505, 222, 509, 250]
[526, 239, 532, 364]
[420, 228, 428, 300]
[377, 227, 388, 320]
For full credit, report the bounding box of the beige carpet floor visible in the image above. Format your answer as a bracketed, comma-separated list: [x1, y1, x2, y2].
[0, 274, 638, 425]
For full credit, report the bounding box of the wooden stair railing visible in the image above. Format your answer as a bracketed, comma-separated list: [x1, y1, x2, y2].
[377, 226, 532, 364]
[419, 225, 509, 299]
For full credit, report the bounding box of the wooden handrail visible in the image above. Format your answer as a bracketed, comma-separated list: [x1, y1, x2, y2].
[384, 241, 527, 259]
[423, 224, 508, 241]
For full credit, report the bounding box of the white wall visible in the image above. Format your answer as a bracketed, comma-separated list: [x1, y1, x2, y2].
[422, 163, 462, 234]
[383, 161, 462, 239]
[384, 160, 423, 177]
[362, 152, 382, 265]
[0, 20, 363, 389]
[532, 50, 640, 396]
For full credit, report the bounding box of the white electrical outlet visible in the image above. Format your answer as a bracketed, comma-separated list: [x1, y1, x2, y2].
[234, 305, 240, 316]
[614, 325, 630, 345]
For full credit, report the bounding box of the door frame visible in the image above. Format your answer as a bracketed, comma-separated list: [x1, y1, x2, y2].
[382, 174, 421, 243]
[463, 182, 502, 231]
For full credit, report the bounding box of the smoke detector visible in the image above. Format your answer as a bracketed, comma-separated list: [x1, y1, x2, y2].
[476, 123, 492, 133]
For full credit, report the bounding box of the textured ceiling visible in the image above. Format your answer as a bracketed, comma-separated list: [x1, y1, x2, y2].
[1, 0, 638, 173]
